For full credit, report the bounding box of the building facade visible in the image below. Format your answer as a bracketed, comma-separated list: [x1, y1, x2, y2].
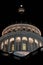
[0, 24, 43, 57]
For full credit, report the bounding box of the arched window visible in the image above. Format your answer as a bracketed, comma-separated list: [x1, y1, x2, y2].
[10, 37, 14, 42]
[4, 39, 8, 51]
[10, 37, 14, 52]
[1, 42, 4, 50]
[5, 39, 8, 44]
[39, 42, 42, 47]
[16, 37, 21, 42]
[22, 37, 27, 41]
[35, 39, 38, 45]
[29, 37, 33, 44]
[16, 37, 21, 50]
[22, 37, 27, 51]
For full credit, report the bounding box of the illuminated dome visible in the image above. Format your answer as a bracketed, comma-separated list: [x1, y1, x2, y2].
[2, 24, 41, 36]
[0, 24, 43, 57]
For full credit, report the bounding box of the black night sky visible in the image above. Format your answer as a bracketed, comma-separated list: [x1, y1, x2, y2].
[0, 0, 43, 64]
[0, 0, 43, 36]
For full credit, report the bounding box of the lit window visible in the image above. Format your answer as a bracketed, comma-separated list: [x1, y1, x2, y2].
[16, 37, 21, 42]
[1, 42, 4, 49]
[12, 44, 14, 51]
[4, 39, 8, 51]
[29, 37, 33, 44]
[18, 8, 25, 13]
[22, 43, 26, 50]
[35, 39, 38, 44]
[5, 39, 8, 44]
[22, 37, 27, 41]
[10, 38, 14, 52]
[10, 38, 14, 42]
[39, 42, 42, 47]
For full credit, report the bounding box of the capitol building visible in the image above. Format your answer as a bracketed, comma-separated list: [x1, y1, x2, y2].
[0, 24, 43, 57]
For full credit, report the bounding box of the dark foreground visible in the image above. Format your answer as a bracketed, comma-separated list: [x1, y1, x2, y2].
[0, 47, 43, 65]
